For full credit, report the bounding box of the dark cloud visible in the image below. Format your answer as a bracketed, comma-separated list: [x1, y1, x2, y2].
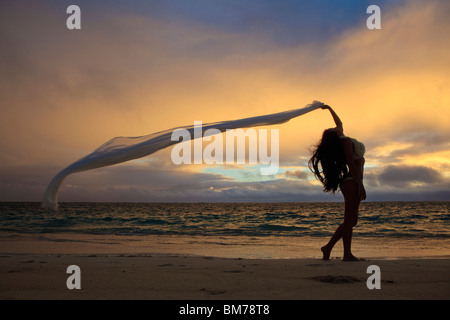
[70, 0, 381, 47]
[0, 165, 63, 201]
[0, 159, 328, 202]
[378, 165, 443, 188]
[363, 129, 450, 174]
[390, 131, 450, 159]
[3, 160, 448, 203]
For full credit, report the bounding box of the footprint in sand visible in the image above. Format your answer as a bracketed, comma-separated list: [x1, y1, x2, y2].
[308, 275, 363, 284]
[200, 288, 226, 295]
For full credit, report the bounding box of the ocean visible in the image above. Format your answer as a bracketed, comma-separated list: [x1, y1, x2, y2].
[1, 201, 449, 259]
[1, 201, 449, 238]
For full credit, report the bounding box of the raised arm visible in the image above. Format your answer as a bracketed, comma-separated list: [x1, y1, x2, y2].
[322, 105, 343, 130]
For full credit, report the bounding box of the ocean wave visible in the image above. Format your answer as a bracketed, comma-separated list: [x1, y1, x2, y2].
[0, 201, 448, 239]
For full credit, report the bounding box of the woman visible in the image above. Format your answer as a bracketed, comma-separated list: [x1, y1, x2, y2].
[309, 105, 366, 261]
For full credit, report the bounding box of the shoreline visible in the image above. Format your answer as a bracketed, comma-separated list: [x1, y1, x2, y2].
[1, 232, 449, 300]
[1, 232, 450, 260]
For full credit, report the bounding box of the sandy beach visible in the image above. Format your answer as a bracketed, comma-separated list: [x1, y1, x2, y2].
[2, 254, 450, 300]
[1, 232, 449, 300]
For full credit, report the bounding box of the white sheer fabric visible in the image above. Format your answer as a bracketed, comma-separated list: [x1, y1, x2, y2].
[42, 101, 324, 209]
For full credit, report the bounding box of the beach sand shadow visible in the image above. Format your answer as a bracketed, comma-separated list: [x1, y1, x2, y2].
[307, 275, 363, 284]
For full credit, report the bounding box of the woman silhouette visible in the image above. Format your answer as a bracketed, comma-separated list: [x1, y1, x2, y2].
[309, 105, 366, 261]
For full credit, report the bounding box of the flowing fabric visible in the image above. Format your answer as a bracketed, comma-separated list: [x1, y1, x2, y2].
[42, 101, 324, 209]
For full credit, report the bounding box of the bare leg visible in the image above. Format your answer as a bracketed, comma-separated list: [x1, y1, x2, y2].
[321, 224, 343, 260]
[321, 180, 360, 260]
[342, 180, 360, 260]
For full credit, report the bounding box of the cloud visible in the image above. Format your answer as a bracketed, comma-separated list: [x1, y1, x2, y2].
[1, 0, 449, 202]
[40, 163, 327, 203]
[378, 165, 444, 188]
[285, 170, 308, 180]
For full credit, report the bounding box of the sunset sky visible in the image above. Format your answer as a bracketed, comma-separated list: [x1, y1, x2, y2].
[1, 0, 449, 202]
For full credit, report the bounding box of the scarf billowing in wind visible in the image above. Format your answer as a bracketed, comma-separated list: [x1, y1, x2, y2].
[42, 101, 324, 209]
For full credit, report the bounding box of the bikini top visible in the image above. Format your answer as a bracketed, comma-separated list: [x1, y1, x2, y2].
[340, 135, 365, 159]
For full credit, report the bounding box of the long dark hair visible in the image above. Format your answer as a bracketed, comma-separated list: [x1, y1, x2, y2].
[308, 129, 348, 193]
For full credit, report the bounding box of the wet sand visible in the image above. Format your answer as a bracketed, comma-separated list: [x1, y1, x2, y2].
[1, 232, 449, 300]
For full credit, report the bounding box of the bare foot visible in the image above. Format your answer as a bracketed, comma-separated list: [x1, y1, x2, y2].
[321, 246, 331, 260]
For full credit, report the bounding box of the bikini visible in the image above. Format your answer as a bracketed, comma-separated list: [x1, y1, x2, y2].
[339, 136, 365, 185]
